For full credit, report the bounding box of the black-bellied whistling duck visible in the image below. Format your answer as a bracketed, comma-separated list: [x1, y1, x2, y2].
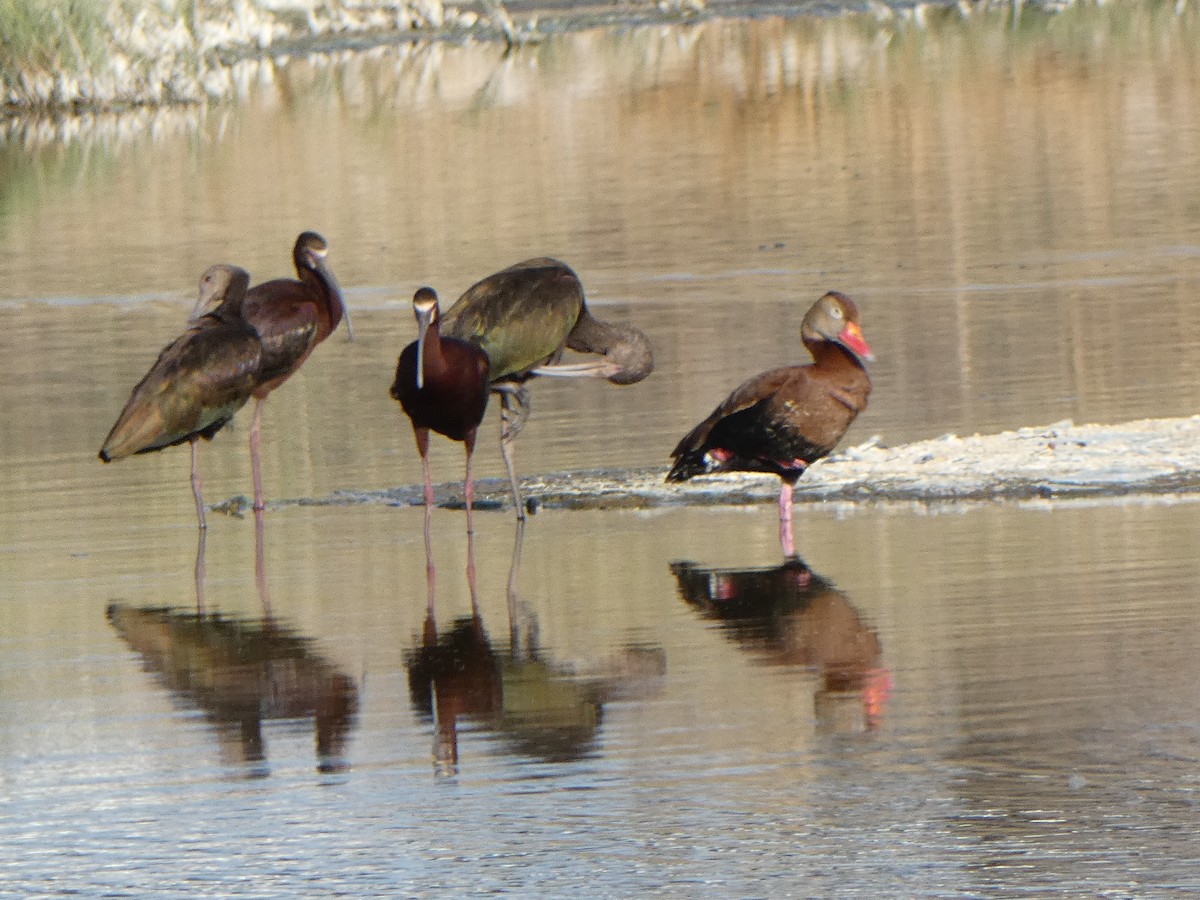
[440, 257, 653, 518]
[98, 265, 261, 529]
[226, 232, 352, 513]
[390, 287, 491, 545]
[667, 291, 873, 557]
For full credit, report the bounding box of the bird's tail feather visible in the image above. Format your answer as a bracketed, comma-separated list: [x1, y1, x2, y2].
[665, 453, 711, 483]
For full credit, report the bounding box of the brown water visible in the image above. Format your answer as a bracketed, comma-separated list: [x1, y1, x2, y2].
[4, 5, 1200, 894]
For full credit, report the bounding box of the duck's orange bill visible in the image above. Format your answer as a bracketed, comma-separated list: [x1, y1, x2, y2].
[838, 321, 874, 361]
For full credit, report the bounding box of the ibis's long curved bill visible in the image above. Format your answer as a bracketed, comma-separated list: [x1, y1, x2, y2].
[312, 254, 354, 342]
[414, 304, 433, 390]
[529, 360, 617, 379]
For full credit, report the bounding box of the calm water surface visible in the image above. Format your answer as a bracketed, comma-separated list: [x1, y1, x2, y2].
[3, 5, 1200, 895]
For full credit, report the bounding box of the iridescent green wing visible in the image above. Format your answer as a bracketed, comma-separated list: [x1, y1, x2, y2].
[442, 258, 583, 381]
[103, 319, 261, 457]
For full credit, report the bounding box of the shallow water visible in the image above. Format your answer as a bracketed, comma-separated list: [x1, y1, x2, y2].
[3, 5, 1200, 895]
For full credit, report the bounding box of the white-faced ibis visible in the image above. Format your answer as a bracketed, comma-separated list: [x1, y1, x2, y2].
[667, 291, 873, 557]
[440, 257, 654, 518]
[226, 231, 352, 513]
[390, 287, 490, 542]
[99, 264, 261, 529]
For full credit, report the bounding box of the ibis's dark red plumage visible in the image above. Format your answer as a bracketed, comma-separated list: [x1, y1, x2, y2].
[391, 287, 490, 536]
[195, 232, 351, 512]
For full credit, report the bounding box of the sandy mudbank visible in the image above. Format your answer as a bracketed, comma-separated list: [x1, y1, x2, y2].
[786, 416, 1200, 503]
[250, 416, 1200, 515]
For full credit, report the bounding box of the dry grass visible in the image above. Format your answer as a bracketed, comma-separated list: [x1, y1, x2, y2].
[0, 0, 110, 79]
[0, 0, 456, 109]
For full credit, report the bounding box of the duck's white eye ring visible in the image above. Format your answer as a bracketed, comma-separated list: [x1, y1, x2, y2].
[830, 304, 844, 318]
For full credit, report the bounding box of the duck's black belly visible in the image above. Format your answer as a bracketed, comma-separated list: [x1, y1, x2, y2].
[709, 403, 833, 478]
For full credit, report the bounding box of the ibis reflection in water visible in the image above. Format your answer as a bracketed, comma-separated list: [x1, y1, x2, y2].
[99, 265, 260, 530]
[107, 498, 357, 775]
[668, 292, 873, 557]
[670, 557, 890, 732]
[440, 257, 654, 518]
[107, 603, 359, 775]
[405, 521, 666, 774]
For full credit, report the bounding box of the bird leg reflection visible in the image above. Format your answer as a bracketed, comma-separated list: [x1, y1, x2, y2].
[423, 508, 436, 618]
[466, 510, 479, 613]
[189, 437, 207, 530]
[254, 506, 274, 619]
[412, 423, 437, 612]
[506, 517, 527, 655]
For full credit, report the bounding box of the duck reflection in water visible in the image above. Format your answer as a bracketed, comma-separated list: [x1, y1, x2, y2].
[406, 522, 666, 775]
[670, 557, 891, 732]
[107, 516, 358, 775]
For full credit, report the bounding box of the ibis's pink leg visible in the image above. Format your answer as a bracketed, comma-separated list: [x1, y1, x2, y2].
[495, 384, 530, 520]
[499, 407, 524, 519]
[414, 427, 434, 512]
[189, 437, 207, 530]
[250, 396, 266, 512]
[778, 480, 796, 558]
[463, 429, 477, 537]
[500, 437, 522, 520]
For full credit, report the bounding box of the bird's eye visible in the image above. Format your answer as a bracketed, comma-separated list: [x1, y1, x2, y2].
[830, 305, 843, 318]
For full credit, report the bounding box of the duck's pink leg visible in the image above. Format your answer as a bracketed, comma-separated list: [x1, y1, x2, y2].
[778, 480, 796, 558]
